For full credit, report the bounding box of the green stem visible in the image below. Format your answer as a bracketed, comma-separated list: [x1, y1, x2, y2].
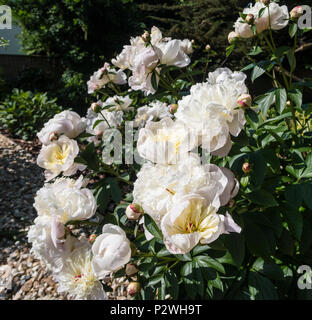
[100, 111, 112, 128]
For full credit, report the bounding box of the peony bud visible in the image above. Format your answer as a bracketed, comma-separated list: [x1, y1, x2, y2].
[237, 94, 252, 109]
[126, 203, 144, 221]
[88, 234, 97, 244]
[49, 132, 59, 142]
[191, 39, 195, 45]
[127, 282, 141, 296]
[126, 263, 139, 276]
[245, 14, 255, 25]
[290, 6, 304, 20]
[205, 44, 211, 52]
[286, 100, 292, 107]
[142, 31, 150, 43]
[169, 104, 178, 115]
[258, 0, 270, 5]
[242, 162, 251, 174]
[228, 31, 239, 44]
[91, 102, 102, 113]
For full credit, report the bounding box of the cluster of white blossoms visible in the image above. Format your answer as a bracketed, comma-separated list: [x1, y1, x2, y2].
[87, 62, 127, 94]
[112, 26, 193, 95]
[229, 0, 289, 41]
[28, 175, 131, 299]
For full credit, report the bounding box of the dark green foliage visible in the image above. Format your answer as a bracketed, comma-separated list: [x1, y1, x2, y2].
[0, 89, 63, 140]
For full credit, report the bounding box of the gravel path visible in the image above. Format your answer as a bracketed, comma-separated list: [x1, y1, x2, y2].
[0, 133, 131, 300]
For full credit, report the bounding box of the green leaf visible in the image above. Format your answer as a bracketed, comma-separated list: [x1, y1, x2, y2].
[289, 23, 298, 38]
[151, 71, 158, 91]
[181, 262, 196, 299]
[194, 255, 225, 274]
[95, 185, 109, 211]
[144, 214, 163, 240]
[255, 90, 276, 117]
[288, 89, 302, 108]
[249, 46, 262, 56]
[191, 245, 210, 256]
[275, 88, 287, 114]
[148, 274, 163, 286]
[284, 184, 303, 208]
[302, 183, 312, 209]
[79, 142, 99, 171]
[248, 272, 278, 300]
[165, 270, 179, 300]
[226, 44, 235, 57]
[221, 233, 245, 268]
[106, 178, 122, 203]
[251, 61, 275, 83]
[247, 189, 278, 207]
[282, 206, 303, 240]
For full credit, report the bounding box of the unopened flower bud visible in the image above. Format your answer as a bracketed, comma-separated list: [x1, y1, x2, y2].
[91, 102, 102, 113]
[126, 263, 139, 277]
[242, 162, 252, 174]
[228, 31, 239, 44]
[142, 31, 150, 43]
[237, 94, 252, 109]
[290, 6, 304, 20]
[191, 39, 195, 45]
[88, 234, 97, 244]
[169, 104, 178, 115]
[245, 14, 255, 25]
[286, 100, 292, 107]
[205, 44, 211, 52]
[258, 0, 270, 5]
[126, 203, 144, 221]
[127, 282, 141, 296]
[49, 132, 59, 142]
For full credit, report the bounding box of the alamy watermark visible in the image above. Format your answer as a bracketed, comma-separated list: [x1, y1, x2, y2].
[298, 6, 312, 29]
[0, 5, 11, 29]
[297, 265, 312, 290]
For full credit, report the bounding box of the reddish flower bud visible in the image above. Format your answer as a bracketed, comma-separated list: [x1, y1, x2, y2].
[290, 6, 304, 20]
[127, 282, 141, 296]
[169, 104, 178, 115]
[88, 234, 97, 244]
[91, 102, 102, 113]
[242, 162, 252, 174]
[205, 44, 211, 52]
[245, 14, 255, 25]
[126, 203, 144, 221]
[237, 94, 252, 109]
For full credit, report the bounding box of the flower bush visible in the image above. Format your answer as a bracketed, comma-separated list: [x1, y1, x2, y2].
[28, 2, 312, 300]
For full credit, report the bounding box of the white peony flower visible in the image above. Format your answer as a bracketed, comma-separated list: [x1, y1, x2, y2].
[134, 100, 172, 128]
[133, 153, 238, 225]
[28, 216, 80, 273]
[37, 111, 86, 146]
[175, 68, 248, 156]
[84, 107, 123, 146]
[234, 2, 289, 39]
[54, 245, 107, 300]
[37, 135, 85, 181]
[34, 176, 97, 224]
[87, 62, 127, 94]
[103, 95, 133, 112]
[161, 194, 241, 254]
[91, 224, 131, 279]
[112, 26, 191, 95]
[137, 117, 199, 164]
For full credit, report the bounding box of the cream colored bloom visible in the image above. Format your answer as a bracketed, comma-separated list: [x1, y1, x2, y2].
[34, 176, 97, 224]
[104, 95, 133, 112]
[28, 216, 81, 273]
[91, 224, 131, 279]
[133, 153, 238, 225]
[54, 245, 107, 300]
[161, 194, 241, 254]
[87, 62, 126, 94]
[134, 100, 172, 128]
[137, 117, 199, 164]
[234, 2, 289, 38]
[84, 107, 123, 146]
[175, 68, 248, 156]
[37, 135, 85, 181]
[37, 111, 86, 145]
